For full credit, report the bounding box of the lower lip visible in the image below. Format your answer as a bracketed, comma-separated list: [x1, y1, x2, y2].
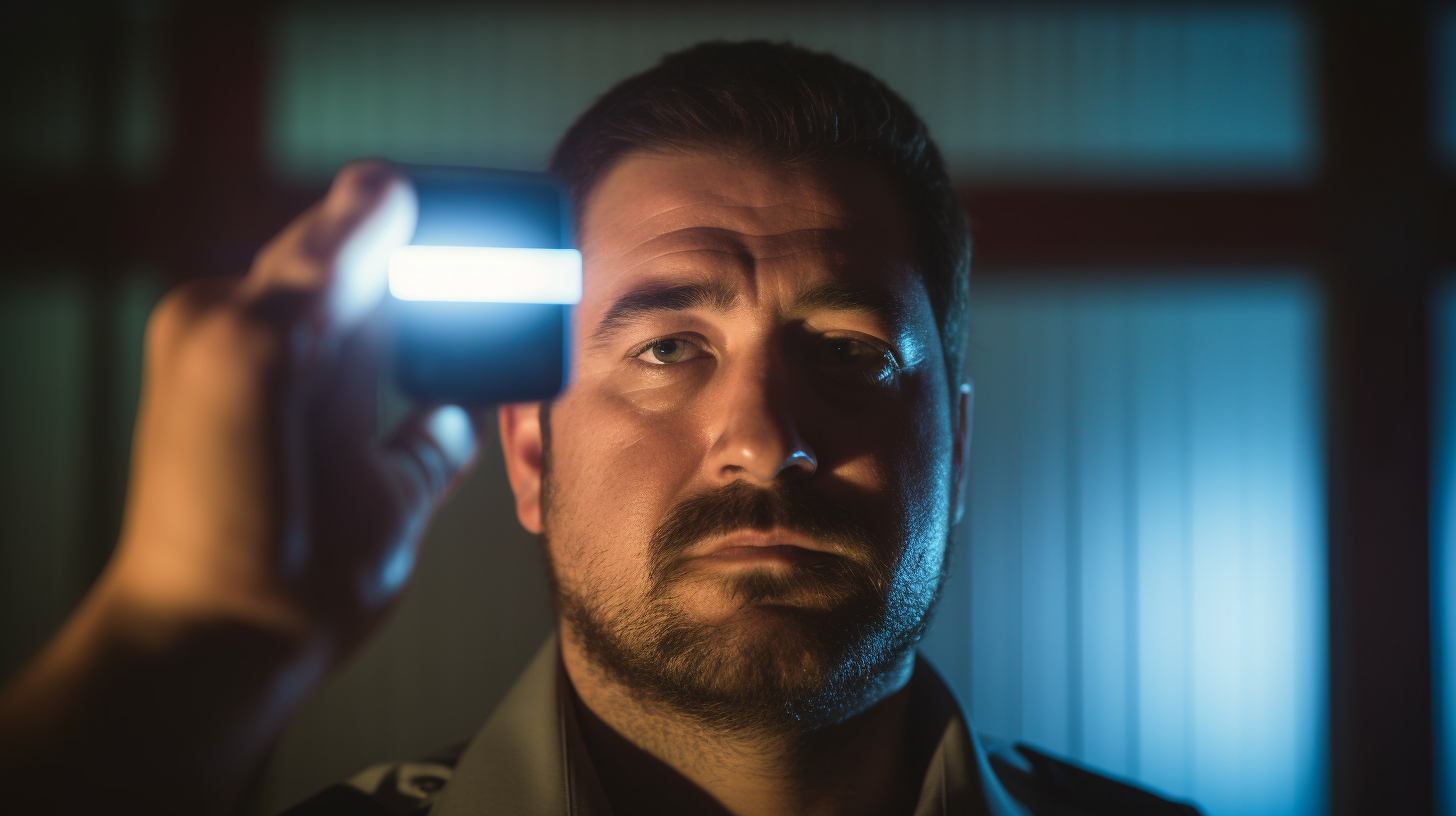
[695, 545, 825, 566]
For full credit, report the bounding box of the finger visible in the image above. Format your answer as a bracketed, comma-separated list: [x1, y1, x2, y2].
[311, 310, 388, 452]
[244, 160, 418, 332]
[377, 405, 486, 523]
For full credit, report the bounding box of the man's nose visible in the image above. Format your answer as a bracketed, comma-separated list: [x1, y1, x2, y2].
[705, 361, 817, 483]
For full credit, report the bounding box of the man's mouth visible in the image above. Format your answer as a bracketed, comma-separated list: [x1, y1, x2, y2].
[691, 529, 838, 567]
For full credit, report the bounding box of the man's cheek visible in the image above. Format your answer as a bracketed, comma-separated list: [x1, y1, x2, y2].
[607, 373, 708, 415]
[599, 394, 714, 471]
[552, 416, 701, 565]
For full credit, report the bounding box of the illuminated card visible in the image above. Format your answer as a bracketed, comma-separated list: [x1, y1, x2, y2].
[390, 166, 576, 404]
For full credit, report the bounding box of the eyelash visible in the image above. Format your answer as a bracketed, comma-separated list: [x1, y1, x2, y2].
[630, 335, 705, 365]
[628, 333, 902, 375]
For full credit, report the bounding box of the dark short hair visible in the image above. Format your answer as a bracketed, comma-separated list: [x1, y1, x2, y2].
[549, 40, 972, 389]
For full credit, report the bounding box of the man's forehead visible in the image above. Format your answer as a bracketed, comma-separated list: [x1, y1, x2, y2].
[581, 153, 874, 238]
[577, 152, 920, 298]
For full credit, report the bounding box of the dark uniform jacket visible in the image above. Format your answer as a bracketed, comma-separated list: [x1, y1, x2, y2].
[283, 639, 1201, 816]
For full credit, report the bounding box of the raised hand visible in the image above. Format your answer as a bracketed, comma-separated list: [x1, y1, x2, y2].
[0, 161, 484, 815]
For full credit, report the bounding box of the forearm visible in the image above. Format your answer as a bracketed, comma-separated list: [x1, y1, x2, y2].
[0, 574, 322, 815]
[0, 163, 466, 815]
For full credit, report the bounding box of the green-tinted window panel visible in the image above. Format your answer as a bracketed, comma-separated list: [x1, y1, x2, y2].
[269, 4, 1313, 182]
[0, 26, 90, 174]
[0, 270, 161, 679]
[0, 11, 164, 177]
[111, 13, 165, 178]
[0, 274, 90, 677]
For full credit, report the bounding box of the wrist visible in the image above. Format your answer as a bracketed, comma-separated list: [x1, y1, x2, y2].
[88, 557, 329, 691]
[0, 564, 331, 815]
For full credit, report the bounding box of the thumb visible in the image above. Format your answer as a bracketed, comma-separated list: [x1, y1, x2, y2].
[379, 405, 485, 522]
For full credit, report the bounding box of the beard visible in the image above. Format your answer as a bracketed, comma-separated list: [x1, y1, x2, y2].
[544, 466, 946, 735]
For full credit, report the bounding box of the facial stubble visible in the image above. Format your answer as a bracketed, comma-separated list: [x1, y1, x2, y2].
[539, 408, 947, 735]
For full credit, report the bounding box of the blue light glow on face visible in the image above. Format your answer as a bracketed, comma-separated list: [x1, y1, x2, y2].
[388, 246, 582, 304]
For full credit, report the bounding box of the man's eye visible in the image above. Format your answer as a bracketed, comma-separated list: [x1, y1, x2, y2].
[637, 338, 702, 365]
[815, 337, 898, 384]
[823, 338, 869, 365]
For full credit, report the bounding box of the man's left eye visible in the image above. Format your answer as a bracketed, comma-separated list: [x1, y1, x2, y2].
[823, 338, 870, 364]
[815, 337, 899, 384]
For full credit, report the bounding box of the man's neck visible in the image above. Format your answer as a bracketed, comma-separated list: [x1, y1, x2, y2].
[561, 633, 923, 816]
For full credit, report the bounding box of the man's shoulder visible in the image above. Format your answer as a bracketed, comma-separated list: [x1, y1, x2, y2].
[981, 738, 1203, 816]
[276, 742, 467, 816]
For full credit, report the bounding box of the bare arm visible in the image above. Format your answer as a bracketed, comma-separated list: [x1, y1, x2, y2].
[0, 162, 482, 815]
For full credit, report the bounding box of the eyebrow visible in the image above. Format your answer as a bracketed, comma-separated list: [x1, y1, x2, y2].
[788, 284, 900, 320]
[590, 280, 741, 346]
[588, 280, 907, 349]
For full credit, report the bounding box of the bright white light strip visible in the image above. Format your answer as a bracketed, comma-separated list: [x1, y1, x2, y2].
[388, 246, 582, 304]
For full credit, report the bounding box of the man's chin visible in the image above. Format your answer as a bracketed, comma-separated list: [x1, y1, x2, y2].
[564, 585, 912, 733]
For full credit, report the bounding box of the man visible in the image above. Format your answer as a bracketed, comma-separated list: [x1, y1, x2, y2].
[0, 42, 1198, 815]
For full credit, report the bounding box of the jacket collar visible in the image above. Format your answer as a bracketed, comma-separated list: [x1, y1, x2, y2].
[432, 637, 1024, 816]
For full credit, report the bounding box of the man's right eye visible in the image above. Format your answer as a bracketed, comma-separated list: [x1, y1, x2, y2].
[636, 338, 704, 365]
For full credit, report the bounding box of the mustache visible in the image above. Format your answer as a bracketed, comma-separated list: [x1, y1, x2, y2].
[647, 481, 882, 585]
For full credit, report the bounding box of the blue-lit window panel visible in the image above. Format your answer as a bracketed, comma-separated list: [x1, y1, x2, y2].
[920, 277, 1327, 816]
[269, 4, 1313, 182]
[1436, 280, 1456, 816]
[1438, 7, 1456, 168]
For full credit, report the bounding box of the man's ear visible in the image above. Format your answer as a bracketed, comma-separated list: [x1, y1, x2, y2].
[952, 381, 974, 525]
[498, 402, 546, 534]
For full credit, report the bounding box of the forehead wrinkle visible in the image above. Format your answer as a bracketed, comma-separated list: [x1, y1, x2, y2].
[614, 198, 855, 235]
[602, 223, 852, 290]
[622, 225, 855, 258]
[585, 196, 858, 257]
[618, 246, 843, 280]
[617, 248, 755, 279]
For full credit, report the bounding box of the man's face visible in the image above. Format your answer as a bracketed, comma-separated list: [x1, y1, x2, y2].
[500, 152, 960, 731]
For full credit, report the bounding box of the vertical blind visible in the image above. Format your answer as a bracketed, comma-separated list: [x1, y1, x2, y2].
[920, 277, 1327, 816]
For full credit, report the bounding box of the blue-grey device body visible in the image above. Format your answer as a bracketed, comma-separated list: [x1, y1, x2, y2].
[391, 166, 575, 404]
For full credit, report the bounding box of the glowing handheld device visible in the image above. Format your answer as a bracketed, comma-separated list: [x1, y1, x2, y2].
[390, 166, 580, 404]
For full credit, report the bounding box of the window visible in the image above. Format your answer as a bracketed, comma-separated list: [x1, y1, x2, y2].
[922, 277, 1327, 816]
